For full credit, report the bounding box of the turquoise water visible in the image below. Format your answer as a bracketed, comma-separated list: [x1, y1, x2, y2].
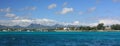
[0, 32, 120, 46]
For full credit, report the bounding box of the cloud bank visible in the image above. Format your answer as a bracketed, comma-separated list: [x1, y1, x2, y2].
[0, 18, 120, 27]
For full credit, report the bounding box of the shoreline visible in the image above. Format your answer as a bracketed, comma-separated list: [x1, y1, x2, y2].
[0, 30, 120, 32]
[0, 31, 120, 34]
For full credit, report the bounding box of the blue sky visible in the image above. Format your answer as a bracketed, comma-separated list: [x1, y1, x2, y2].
[0, 0, 120, 26]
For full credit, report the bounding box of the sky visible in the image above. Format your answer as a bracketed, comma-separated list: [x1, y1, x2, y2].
[0, 0, 120, 27]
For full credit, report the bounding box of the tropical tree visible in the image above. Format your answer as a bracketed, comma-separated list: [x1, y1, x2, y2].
[97, 23, 105, 30]
[111, 24, 120, 30]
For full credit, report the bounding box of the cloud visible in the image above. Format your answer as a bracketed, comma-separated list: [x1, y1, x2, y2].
[33, 18, 57, 26]
[72, 21, 80, 25]
[87, 7, 96, 13]
[48, 4, 57, 9]
[59, 21, 81, 26]
[19, 6, 36, 11]
[112, 0, 120, 2]
[0, 18, 58, 27]
[78, 7, 96, 15]
[1, 18, 120, 27]
[87, 19, 120, 26]
[12, 19, 33, 27]
[0, 7, 11, 12]
[58, 7, 74, 14]
[26, 6, 36, 10]
[0, 19, 32, 27]
[98, 19, 120, 25]
[5, 13, 16, 18]
[4, 13, 22, 20]
[0, 18, 80, 27]
[63, 2, 67, 7]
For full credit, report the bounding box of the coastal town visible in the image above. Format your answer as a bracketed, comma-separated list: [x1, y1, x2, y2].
[0, 23, 120, 32]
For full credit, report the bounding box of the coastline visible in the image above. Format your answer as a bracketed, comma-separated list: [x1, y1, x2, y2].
[0, 30, 120, 32]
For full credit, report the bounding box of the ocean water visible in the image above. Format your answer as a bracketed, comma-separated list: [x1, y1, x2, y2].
[0, 32, 120, 46]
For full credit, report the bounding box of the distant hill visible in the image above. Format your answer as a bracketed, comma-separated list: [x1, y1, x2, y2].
[0, 23, 78, 29]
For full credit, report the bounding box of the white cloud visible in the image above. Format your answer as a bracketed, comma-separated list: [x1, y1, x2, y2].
[87, 7, 96, 13]
[1, 18, 120, 27]
[48, 4, 56, 9]
[0, 18, 58, 27]
[0, 20, 16, 26]
[12, 19, 33, 27]
[5, 13, 16, 18]
[0, 18, 80, 27]
[88, 23, 99, 27]
[0, 19, 32, 27]
[86, 19, 120, 26]
[72, 21, 80, 25]
[59, 21, 80, 26]
[98, 19, 120, 25]
[26, 6, 36, 10]
[58, 7, 74, 14]
[33, 18, 57, 26]
[0, 7, 11, 12]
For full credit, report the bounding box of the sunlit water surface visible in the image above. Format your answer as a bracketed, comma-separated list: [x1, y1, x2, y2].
[0, 32, 120, 46]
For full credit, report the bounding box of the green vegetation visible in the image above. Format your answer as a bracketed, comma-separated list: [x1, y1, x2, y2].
[111, 24, 120, 30]
[97, 23, 105, 30]
[0, 23, 120, 32]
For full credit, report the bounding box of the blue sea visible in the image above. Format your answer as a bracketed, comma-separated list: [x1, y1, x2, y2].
[0, 32, 120, 46]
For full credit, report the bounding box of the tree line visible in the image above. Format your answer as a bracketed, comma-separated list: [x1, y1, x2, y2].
[63, 23, 120, 31]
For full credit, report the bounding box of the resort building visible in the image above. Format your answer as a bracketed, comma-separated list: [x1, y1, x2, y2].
[105, 26, 111, 30]
[63, 27, 70, 31]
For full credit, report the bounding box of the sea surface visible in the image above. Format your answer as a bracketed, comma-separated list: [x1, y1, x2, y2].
[0, 32, 120, 46]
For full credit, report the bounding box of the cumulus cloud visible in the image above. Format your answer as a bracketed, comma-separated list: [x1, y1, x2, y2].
[72, 21, 80, 26]
[5, 13, 16, 18]
[87, 7, 96, 13]
[0, 18, 80, 27]
[87, 19, 120, 26]
[0, 19, 33, 27]
[98, 19, 120, 25]
[4, 13, 22, 20]
[0, 7, 11, 12]
[0, 18, 58, 27]
[12, 19, 33, 27]
[59, 21, 81, 26]
[33, 18, 58, 26]
[1, 18, 120, 27]
[58, 7, 73, 14]
[48, 4, 57, 9]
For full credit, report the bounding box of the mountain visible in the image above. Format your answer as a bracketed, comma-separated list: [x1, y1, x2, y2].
[12, 25, 23, 28]
[0, 23, 78, 29]
[27, 24, 45, 28]
[0, 25, 7, 29]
